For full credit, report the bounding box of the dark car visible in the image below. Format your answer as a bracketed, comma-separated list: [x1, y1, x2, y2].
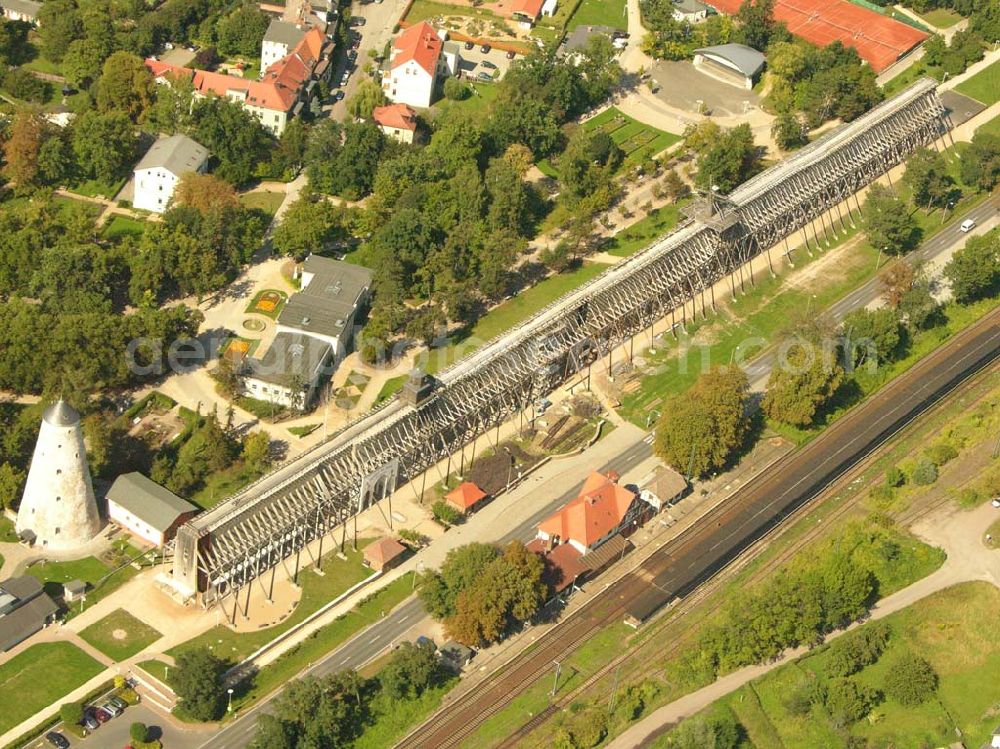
[349, 16, 366, 26]
[480, 43, 491, 53]
[107, 696, 128, 711]
[481, 60, 497, 69]
[347, 49, 358, 61]
[333, 89, 345, 102]
[81, 708, 100, 731]
[506, 49, 516, 59]
[45, 733, 70, 749]
[464, 40, 474, 50]
[94, 707, 111, 724]
[477, 71, 492, 81]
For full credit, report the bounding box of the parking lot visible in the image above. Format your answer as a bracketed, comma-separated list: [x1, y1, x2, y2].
[456, 43, 517, 82]
[26, 702, 207, 749]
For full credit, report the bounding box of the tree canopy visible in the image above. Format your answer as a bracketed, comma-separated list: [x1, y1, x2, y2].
[944, 229, 999, 304]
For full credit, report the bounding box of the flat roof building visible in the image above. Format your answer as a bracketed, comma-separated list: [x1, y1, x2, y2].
[243, 332, 334, 411]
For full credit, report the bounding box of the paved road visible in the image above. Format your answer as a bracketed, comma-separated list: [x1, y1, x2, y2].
[202, 440, 654, 749]
[743, 194, 1000, 388]
[25, 703, 208, 749]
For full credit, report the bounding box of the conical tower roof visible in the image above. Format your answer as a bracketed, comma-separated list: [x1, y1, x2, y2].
[42, 399, 80, 427]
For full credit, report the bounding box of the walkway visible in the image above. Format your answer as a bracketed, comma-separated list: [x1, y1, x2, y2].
[606, 501, 1000, 748]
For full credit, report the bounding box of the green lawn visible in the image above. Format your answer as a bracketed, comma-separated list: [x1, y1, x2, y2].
[101, 215, 147, 241]
[979, 111, 1000, 137]
[374, 375, 408, 405]
[583, 107, 682, 165]
[416, 262, 608, 374]
[917, 6, 963, 27]
[168, 544, 375, 666]
[244, 288, 288, 319]
[79, 609, 163, 662]
[354, 678, 458, 749]
[68, 177, 127, 199]
[709, 583, 1000, 749]
[955, 59, 1000, 106]
[433, 80, 500, 122]
[603, 200, 687, 257]
[0, 513, 18, 543]
[567, 0, 626, 30]
[239, 190, 285, 218]
[0, 642, 105, 734]
[25, 548, 141, 619]
[405, 0, 499, 23]
[288, 423, 321, 437]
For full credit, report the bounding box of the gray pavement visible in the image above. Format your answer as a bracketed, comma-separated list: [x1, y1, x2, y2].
[25, 703, 208, 749]
[648, 60, 759, 117]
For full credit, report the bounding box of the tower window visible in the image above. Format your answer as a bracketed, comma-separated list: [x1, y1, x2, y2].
[56, 469, 62, 475]
[54, 527, 60, 534]
[56, 496, 61, 502]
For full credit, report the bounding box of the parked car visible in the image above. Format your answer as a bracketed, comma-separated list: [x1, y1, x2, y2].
[341, 72, 350, 86]
[45, 732, 70, 749]
[81, 708, 100, 731]
[464, 40, 474, 50]
[960, 218, 976, 232]
[349, 15, 366, 26]
[333, 89, 345, 102]
[506, 49, 516, 59]
[103, 701, 124, 718]
[477, 71, 493, 81]
[992, 497, 1000, 508]
[481, 60, 497, 69]
[94, 707, 112, 723]
[480, 43, 491, 53]
[347, 49, 358, 61]
[107, 696, 128, 711]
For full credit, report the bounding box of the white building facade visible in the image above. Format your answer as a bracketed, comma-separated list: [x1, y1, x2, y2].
[133, 134, 209, 214]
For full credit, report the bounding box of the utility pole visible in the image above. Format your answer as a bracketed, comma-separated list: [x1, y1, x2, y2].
[550, 660, 562, 697]
[608, 665, 622, 713]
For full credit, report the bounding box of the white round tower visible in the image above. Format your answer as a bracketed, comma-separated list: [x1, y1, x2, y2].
[15, 400, 102, 550]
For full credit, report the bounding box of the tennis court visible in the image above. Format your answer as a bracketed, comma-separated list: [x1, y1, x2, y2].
[706, 0, 926, 71]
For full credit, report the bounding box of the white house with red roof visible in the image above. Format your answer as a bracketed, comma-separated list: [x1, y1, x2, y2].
[146, 26, 333, 136]
[536, 471, 654, 554]
[372, 103, 418, 143]
[383, 22, 460, 109]
[510, 0, 557, 28]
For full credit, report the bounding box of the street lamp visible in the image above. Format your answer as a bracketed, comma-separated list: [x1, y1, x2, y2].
[645, 409, 661, 429]
[875, 247, 886, 272]
[502, 446, 515, 492]
[227, 687, 234, 713]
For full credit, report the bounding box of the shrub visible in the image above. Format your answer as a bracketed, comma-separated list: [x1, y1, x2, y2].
[868, 485, 894, 507]
[59, 702, 83, 726]
[783, 678, 824, 716]
[443, 77, 469, 100]
[3, 68, 52, 102]
[826, 621, 891, 677]
[432, 500, 462, 526]
[924, 442, 958, 467]
[398, 528, 426, 547]
[825, 678, 879, 726]
[566, 709, 608, 748]
[884, 466, 905, 488]
[130, 722, 148, 743]
[910, 458, 938, 486]
[883, 652, 937, 706]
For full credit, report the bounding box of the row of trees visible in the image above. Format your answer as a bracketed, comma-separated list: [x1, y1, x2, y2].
[419, 541, 548, 647]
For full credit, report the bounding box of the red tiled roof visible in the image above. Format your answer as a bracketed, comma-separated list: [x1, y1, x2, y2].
[511, 0, 544, 19]
[144, 26, 330, 114]
[392, 21, 442, 76]
[373, 103, 418, 131]
[445, 480, 487, 510]
[527, 539, 586, 594]
[538, 472, 638, 548]
[364, 537, 407, 566]
[704, 0, 926, 72]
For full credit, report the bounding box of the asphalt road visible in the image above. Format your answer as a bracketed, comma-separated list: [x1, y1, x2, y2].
[201, 441, 654, 749]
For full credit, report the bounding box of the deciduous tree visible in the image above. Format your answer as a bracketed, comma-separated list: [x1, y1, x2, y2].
[173, 648, 226, 721]
[945, 230, 999, 304]
[862, 183, 919, 255]
[762, 341, 843, 427]
[97, 51, 155, 121]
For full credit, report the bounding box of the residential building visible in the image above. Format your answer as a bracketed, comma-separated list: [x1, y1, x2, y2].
[383, 22, 460, 109]
[0, 576, 58, 652]
[562, 25, 623, 63]
[536, 471, 655, 554]
[445, 481, 489, 515]
[372, 103, 419, 143]
[146, 26, 333, 136]
[438, 641, 474, 671]
[277, 254, 372, 355]
[0, 0, 41, 24]
[527, 537, 587, 598]
[261, 20, 307, 71]
[133, 134, 209, 214]
[672, 0, 710, 22]
[364, 537, 408, 571]
[510, 0, 543, 28]
[693, 43, 766, 90]
[106, 472, 200, 547]
[242, 332, 334, 410]
[647, 465, 689, 508]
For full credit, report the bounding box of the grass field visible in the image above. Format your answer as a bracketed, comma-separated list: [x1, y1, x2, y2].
[354, 678, 458, 749]
[583, 107, 682, 165]
[239, 190, 285, 218]
[603, 200, 687, 257]
[0, 514, 18, 543]
[955, 59, 1000, 106]
[980, 112, 1000, 137]
[68, 177, 126, 199]
[416, 262, 607, 374]
[567, 0, 626, 30]
[374, 375, 408, 405]
[433, 80, 500, 121]
[25, 550, 141, 619]
[405, 0, 499, 23]
[79, 609, 162, 662]
[696, 583, 1000, 749]
[101, 215, 147, 241]
[917, 6, 963, 27]
[0, 642, 105, 734]
[167, 544, 375, 666]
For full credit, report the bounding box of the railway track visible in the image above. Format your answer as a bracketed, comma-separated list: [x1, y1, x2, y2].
[396, 305, 1000, 749]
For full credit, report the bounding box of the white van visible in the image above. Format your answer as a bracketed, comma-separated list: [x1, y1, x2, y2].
[960, 218, 976, 232]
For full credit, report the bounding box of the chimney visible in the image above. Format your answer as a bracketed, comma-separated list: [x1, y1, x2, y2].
[606, 470, 620, 484]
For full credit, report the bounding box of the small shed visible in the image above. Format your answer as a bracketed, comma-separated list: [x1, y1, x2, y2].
[63, 579, 87, 602]
[649, 465, 689, 508]
[438, 640, 474, 671]
[363, 537, 408, 572]
[106, 472, 199, 547]
[445, 482, 489, 514]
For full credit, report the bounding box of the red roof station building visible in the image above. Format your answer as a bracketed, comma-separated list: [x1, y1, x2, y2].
[445, 481, 490, 515]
